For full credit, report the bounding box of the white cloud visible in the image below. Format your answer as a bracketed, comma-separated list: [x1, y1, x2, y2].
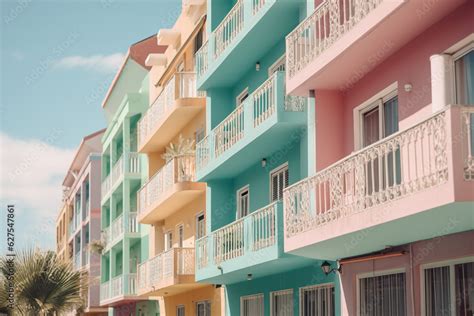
[54, 53, 125, 74]
[0, 132, 75, 249]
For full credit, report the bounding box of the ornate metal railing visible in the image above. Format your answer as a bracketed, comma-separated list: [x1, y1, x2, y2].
[286, 0, 383, 78]
[138, 155, 196, 216]
[283, 108, 452, 237]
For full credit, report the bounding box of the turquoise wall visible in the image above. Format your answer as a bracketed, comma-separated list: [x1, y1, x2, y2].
[225, 263, 341, 316]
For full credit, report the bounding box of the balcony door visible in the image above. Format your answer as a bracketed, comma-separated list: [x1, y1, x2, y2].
[165, 231, 173, 251]
[237, 186, 250, 219]
[359, 90, 400, 194]
[454, 46, 474, 160]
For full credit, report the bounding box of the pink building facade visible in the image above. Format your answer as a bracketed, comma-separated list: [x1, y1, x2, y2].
[283, 0, 474, 315]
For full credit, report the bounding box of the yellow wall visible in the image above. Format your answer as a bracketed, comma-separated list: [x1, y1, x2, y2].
[162, 286, 224, 316]
[150, 194, 205, 257]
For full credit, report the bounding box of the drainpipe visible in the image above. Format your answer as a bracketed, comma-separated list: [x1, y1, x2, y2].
[430, 54, 454, 113]
[409, 244, 415, 316]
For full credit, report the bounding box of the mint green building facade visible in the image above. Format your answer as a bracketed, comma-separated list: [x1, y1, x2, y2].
[194, 1, 340, 315]
[99, 38, 163, 316]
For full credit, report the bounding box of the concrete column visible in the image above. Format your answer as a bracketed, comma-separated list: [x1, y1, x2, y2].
[307, 90, 316, 176]
[430, 54, 454, 112]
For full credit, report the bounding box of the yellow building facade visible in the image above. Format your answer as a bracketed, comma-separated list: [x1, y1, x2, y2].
[136, 1, 224, 315]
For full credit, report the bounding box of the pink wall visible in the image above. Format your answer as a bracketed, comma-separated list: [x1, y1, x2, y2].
[314, 2, 473, 167]
[340, 230, 474, 316]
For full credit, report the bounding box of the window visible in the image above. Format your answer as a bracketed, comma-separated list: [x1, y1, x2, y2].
[359, 90, 398, 148]
[177, 224, 184, 248]
[237, 186, 250, 219]
[271, 289, 293, 316]
[422, 258, 474, 316]
[300, 284, 335, 316]
[358, 271, 406, 316]
[269, 55, 286, 76]
[196, 213, 205, 239]
[177, 305, 185, 316]
[236, 88, 249, 106]
[270, 163, 289, 202]
[194, 27, 204, 54]
[355, 86, 400, 194]
[196, 301, 211, 316]
[165, 231, 173, 251]
[241, 294, 264, 316]
[454, 44, 474, 104]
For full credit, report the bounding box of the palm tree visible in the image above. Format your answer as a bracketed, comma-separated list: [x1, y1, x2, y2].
[0, 249, 85, 315]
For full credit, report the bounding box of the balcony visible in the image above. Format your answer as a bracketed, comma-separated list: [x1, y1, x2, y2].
[286, 0, 466, 94]
[137, 248, 197, 296]
[138, 72, 205, 153]
[196, 71, 306, 180]
[283, 105, 474, 260]
[100, 273, 138, 306]
[138, 155, 205, 224]
[102, 213, 139, 251]
[101, 153, 142, 201]
[196, 0, 301, 89]
[195, 202, 311, 284]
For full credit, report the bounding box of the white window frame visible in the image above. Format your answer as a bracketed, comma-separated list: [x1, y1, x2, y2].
[236, 185, 250, 219]
[236, 87, 249, 106]
[353, 82, 398, 150]
[299, 283, 335, 316]
[196, 212, 206, 239]
[420, 256, 474, 316]
[165, 230, 173, 251]
[356, 268, 406, 316]
[176, 223, 184, 248]
[196, 300, 211, 316]
[452, 41, 474, 104]
[269, 162, 289, 202]
[241, 293, 264, 316]
[176, 305, 185, 316]
[270, 289, 293, 316]
[268, 54, 286, 76]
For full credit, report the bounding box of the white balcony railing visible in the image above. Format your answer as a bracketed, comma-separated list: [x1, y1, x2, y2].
[101, 153, 141, 199]
[138, 155, 196, 216]
[137, 248, 195, 293]
[286, 0, 383, 78]
[195, 71, 304, 172]
[100, 274, 136, 302]
[100, 281, 110, 302]
[196, 202, 279, 268]
[111, 214, 124, 238]
[214, 0, 244, 58]
[128, 273, 137, 295]
[138, 72, 200, 149]
[283, 107, 463, 238]
[462, 108, 474, 180]
[110, 275, 123, 298]
[129, 212, 139, 233]
[196, 41, 209, 78]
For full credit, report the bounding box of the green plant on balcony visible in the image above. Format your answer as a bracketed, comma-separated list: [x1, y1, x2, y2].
[162, 135, 195, 181]
[89, 240, 105, 255]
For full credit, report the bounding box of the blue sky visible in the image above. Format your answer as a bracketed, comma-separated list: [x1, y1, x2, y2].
[0, 0, 180, 252]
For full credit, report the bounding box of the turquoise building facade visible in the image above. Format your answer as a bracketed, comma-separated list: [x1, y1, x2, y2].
[194, 0, 340, 314]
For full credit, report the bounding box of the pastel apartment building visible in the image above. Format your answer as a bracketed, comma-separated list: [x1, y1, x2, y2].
[282, 0, 474, 315]
[98, 36, 166, 315]
[193, 0, 341, 315]
[56, 129, 108, 315]
[136, 1, 225, 315]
